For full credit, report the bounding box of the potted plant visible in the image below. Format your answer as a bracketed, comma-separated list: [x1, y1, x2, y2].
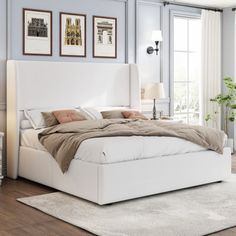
[205, 77, 236, 153]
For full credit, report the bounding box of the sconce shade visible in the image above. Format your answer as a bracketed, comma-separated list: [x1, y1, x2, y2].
[144, 82, 166, 100]
[151, 30, 163, 42]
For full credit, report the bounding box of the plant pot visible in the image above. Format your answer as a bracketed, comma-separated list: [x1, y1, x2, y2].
[227, 138, 234, 153]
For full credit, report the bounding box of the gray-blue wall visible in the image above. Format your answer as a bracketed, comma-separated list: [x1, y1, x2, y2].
[8, 0, 132, 63]
[1, 0, 203, 112]
[2, 1, 235, 124]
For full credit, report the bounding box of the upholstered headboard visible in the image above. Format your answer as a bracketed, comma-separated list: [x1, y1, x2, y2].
[7, 60, 141, 179]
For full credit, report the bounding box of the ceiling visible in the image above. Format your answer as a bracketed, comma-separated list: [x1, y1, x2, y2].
[170, 0, 236, 8]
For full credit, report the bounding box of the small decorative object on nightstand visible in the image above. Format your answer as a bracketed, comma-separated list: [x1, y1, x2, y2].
[159, 116, 173, 120]
[159, 117, 183, 124]
[0, 132, 4, 186]
[144, 82, 166, 120]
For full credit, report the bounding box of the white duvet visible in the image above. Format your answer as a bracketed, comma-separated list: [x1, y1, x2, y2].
[21, 129, 207, 164]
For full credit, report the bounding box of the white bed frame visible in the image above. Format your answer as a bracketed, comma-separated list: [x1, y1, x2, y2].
[7, 60, 231, 205]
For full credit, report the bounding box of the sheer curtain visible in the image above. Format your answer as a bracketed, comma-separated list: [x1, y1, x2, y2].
[201, 10, 222, 129]
[234, 10, 236, 148]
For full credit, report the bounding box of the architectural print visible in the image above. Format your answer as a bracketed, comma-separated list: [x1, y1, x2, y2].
[64, 17, 82, 46]
[93, 16, 117, 58]
[23, 9, 52, 56]
[96, 21, 113, 45]
[60, 12, 86, 57]
[27, 18, 48, 38]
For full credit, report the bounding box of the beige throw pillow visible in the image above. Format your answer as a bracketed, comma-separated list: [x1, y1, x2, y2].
[53, 110, 87, 124]
[42, 112, 59, 127]
[122, 111, 148, 120]
[101, 110, 125, 119]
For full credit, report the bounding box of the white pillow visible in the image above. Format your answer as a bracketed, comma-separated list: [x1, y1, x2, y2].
[79, 107, 103, 120]
[24, 107, 80, 129]
[21, 120, 33, 129]
[97, 106, 131, 112]
[80, 107, 133, 120]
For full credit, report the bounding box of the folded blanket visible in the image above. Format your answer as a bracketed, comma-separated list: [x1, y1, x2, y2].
[38, 119, 226, 173]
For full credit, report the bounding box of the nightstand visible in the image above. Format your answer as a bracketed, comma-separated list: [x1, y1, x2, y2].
[158, 119, 183, 124]
[141, 99, 170, 119]
[141, 100, 182, 123]
[0, 132, 4, 186]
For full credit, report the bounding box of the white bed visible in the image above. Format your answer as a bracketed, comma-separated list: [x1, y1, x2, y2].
[7, 60, 231, 205]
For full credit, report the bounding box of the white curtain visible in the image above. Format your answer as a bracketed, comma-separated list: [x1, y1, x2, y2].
[234, 11, 236, 148]
[201, 10, 222, 129]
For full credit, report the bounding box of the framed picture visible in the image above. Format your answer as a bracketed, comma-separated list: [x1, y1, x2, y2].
[60, 12, 86, 57]
[93, 16, 117, 58]
[23, 8, 52, 56]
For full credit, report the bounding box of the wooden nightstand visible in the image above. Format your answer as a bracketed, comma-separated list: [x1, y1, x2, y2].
[0, 132, 4, 186]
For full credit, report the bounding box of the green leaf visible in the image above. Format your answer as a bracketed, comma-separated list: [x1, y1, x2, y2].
[208, 76, 236, 127]
[205, 114, 211, 122]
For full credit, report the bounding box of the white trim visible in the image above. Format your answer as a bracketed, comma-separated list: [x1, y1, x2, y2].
[169, 10, 201, 118]
[170, 10, 201, 19]
[107, 0, 128, 2]
[136, 0, 162, 7]
[135, 1, 141, 64]
[169, 10, 175, 116]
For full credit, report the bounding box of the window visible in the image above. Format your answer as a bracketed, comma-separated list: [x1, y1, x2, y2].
[173, 15, 201, 125]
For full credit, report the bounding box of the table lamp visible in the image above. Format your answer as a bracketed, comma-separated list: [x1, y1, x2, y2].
[144, 82, 166, 120]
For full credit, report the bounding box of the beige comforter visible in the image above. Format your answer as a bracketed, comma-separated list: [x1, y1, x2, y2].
[38, 119, 226, 173]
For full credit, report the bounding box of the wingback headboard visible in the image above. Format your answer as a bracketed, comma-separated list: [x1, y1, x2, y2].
[7, 60, 141, 179]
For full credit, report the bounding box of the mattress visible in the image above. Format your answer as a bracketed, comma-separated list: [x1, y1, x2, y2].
[21, 128, 207, 164]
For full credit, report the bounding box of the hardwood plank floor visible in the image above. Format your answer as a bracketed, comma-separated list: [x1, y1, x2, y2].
[0, 155, 236, 236]
[0, 178, 93, 236]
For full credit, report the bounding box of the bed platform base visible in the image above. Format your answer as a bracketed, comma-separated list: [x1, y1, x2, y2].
[19, 147, 231, 205]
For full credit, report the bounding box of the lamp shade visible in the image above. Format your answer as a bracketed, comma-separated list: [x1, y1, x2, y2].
[151, 30, 163, 42]
[144, 82, 166, 100]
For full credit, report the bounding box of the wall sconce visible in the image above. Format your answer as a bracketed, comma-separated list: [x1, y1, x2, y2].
[147, 30, 163, 55]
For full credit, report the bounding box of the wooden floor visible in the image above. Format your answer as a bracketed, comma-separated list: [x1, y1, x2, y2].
[0, 155, 236, 236]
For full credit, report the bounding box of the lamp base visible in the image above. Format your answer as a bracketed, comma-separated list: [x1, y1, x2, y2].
[152, 98, 156, 120]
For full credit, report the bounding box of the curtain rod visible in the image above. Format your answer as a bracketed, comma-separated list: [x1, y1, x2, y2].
[163, 1, 223, 12]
